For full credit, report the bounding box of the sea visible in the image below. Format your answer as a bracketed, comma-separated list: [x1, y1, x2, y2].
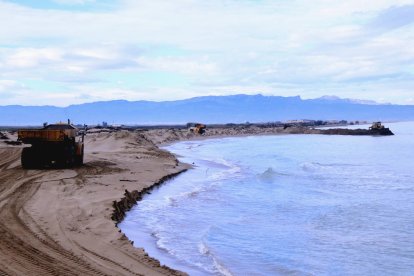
[119, 121, 414, 276]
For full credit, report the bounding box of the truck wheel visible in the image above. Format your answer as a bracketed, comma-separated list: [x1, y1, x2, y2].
[76, 146, 84, 166]
[59, 145, 74, 168]
[21, 147, 34, 169]
[65, 145, 76, 168]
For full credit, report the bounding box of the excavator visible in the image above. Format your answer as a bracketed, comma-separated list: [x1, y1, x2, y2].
[18, 120, 85, 169]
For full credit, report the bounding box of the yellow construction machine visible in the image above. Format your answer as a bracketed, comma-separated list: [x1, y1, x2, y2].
[369, 122, 385, 130]
[189, 123, 206, 135]
[18, 121, 85, 169]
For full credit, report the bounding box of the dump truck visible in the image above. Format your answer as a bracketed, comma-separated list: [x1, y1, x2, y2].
[18, 122, 85, 169]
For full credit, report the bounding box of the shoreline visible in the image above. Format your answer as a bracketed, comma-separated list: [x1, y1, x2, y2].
[111, 169, 189, 225]
[111, 168, 190, 275]
[120, 122, 413, 276]
[112, 168, 195, 275]
[143, 124, 394, 147]
[111, 124, 397, 275]
[117, 123, 403, 275]
[0, 123, 398, 275]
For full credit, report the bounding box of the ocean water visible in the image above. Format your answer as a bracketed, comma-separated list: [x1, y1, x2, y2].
[119, 122, 414, 275]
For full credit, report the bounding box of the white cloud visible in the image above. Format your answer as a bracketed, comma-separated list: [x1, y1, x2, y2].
[0, 0, 413, 105]
[136, 56, 218, 76]
[52, 0, 95, 5]
[6, 48, 63, 68]
[0, 79, 18, 91]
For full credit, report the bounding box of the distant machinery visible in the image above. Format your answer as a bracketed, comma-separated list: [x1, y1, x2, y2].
[188, 123, 206, 135]
[369, 122, 385, 130]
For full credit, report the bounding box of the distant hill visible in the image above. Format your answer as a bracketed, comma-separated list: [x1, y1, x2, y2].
[1, 94, 414, 126]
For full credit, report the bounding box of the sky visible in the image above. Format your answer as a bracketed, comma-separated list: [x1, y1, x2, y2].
[0, 0, 413, 106]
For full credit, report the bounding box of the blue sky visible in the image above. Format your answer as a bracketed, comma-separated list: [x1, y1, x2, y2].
[0, 0, 413, 106]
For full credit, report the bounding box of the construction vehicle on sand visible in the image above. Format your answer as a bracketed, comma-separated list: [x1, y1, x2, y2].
[18, 121, 85, 169]
[188, 123, 206, 135]
[369, 122, 385, 130]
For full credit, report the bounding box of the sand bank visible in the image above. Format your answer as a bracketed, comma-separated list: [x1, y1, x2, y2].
[0, 130, 190, 275]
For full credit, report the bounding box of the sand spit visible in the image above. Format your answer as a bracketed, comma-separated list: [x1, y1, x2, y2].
[0, 124, 392, 275]
[141, 124, 392, 146]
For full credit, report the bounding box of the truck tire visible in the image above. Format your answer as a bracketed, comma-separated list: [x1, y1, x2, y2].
[57, 145, 73, 168]
[75, 145, 84, 166]
[21, 147, 35, 169]
[65, 145, 76, 168]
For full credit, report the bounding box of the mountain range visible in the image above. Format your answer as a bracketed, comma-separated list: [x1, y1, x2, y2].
[1, 94, 414, 126]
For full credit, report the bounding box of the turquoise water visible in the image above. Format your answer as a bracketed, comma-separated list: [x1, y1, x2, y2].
[119, 122, 414, 275]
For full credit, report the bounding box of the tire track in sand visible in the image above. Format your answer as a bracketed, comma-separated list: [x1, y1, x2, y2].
[0, 131, 186, 276]
[0, 148, 110, 276]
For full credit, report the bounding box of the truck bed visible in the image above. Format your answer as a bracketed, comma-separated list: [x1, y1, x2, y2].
[18, 129, 76, 143]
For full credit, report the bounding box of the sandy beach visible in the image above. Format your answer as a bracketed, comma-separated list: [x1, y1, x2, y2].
[0, 129, 195, 275]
